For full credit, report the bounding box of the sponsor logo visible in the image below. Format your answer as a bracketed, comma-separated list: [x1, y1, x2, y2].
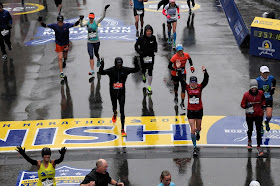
[258, 40, 275, 56]
[3, 3, 44, 15]
[25, 17, 135, 46]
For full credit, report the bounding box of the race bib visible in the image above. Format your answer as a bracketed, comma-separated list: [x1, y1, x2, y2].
[264, 92, 271, 99]
[88, 32, 97, 39]
[113, 82, 123, 89]
[42, 179, 54, 186]
[246, 107, 254, 115]
[143, 56, 153, 63]
[1, 29, 9, 36]
[136, 9, 143, 15]
[170, 14, 176, 19]
[189, 96, 199, 104]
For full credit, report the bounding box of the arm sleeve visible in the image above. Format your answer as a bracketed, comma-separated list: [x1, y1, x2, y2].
[162, 8, 167, 16]
[21, 153, 38, 165]
[8, 12, 13, 25]
[74, 21, 80, 26]
[96, 8, 107, 24]
[99, 67, 110, 75]
[80, 21, 88, 27]
[241, 94, 247, 109]
[177, 5, 180, 14]
[54, 154, 65, 164]
[154, 37, 158, 52]
[168, 61, 175, 71]
[272, 77, 276, 87]
[188, 57, 193, 66]
[47, 24, 55, 29]
[201, 70, 209, 89]
[134, 38, 141, 54]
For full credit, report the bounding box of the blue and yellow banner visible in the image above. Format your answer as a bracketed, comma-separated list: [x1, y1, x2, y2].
[1, 116, 280, 152]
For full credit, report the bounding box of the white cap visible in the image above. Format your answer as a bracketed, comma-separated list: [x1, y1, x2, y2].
[249, 181, 261, 186]
[260, 66, 270, 73]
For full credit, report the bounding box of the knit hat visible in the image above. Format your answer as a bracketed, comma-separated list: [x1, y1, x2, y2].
[250, 79, 258, 89]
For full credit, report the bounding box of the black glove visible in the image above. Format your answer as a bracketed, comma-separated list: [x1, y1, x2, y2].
[270, 88, 275, 96]
[7, 24, 12, 29]
[59, 147, 67, 155]
[105, 4, 110, 10]
[16, 146, 26, 155]
[246, 103, 252, 108]
[79, 15, 84, 20]
[133, 56, 139, 65]
[38, 16, 43, 22]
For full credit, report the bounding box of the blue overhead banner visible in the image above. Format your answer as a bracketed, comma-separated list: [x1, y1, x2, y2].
[220, 0, 250, 47]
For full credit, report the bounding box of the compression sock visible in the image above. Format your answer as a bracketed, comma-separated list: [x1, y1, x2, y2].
[168, 31, 171, 40]
[191, 133, 196, 147]
[173, 32, 177, 44]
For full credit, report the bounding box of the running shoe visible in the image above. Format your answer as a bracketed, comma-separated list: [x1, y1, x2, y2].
[168, 38, 171, 44]
[264, 120, 270, 131]
[257, 147, 264, 157]
[121, 129, 127, 137]
[174, 96, 178, 104]
[2, 54, 7, 60]
[63, 61, 66, 68]
[143, 74, 146, 83]
[89, 70, 95, 77]
[140, 29, 143, 36]
[180, 102, 186, 110]
[247, 140, 252, 151]
[136, 31, 139, 37]
[60, 72, 65, 79]
[193, 147, 198, 157]
[173, 43, 176, 49]
[97, 59, 101, 67]
[196, 131, 200, 141]
[112, 110, 118, 123]
[147, 86, 152, 95]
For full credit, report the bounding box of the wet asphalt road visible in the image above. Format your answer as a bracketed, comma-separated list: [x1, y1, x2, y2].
[0, 0, 280, 185]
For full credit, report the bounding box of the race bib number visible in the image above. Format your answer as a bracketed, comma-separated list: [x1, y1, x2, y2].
[189, 96, 199, 104]
[1, 29, 9, 36]
[88, 32, 97, 39]
[246, 107, 254, 115]
[170, 14, 176, 19]
[264, 92, 271, 99]
[42, 179, 54, 186]
[113, 82, 123, 89]
[143, 56, 153, 63]
[136, 9, 143, 15]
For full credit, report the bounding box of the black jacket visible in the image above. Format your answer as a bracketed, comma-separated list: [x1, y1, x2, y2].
[135, 25, 158, 57]
[80, 168, 112, 185]
[99, 62, 139, 93]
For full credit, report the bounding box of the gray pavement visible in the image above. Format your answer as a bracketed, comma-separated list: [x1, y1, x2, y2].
[0, 0, 280, 185]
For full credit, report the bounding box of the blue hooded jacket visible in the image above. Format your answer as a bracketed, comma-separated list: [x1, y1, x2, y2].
[0, 9, 12, 29]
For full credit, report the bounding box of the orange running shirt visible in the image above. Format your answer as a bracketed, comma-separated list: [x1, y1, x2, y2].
[170, 52, 190, 76]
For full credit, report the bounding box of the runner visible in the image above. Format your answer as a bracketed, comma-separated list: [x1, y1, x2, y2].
[16, 146, 67, 186]
[186, 66, 209, 157]
[135, 24, 158, 94]
[256, 66, 276, 133]
[99, 57, 140, 137]
[38, 15, 80, 79]
[129, 0, 147, 37]
[187, 0, 195, 12]
[0, 3, 13, 60]
[158, 170, 176, 186]
[54, 0, 62, 15]
[80, 5, 110, 78]
[168, 44, 195, 110]
[241, 79, 266, 157]
[162, 0, 180, 48]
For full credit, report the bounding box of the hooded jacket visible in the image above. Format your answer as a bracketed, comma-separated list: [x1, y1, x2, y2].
[135, 24, 158, 57]
[99, 57, 140, 93]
